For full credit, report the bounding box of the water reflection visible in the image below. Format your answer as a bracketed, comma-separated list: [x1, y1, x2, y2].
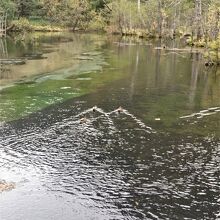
[0, 104, 219, 219]
[0, 33, 106, 87]
[0, 38, 11, 80]
[188, 53, 200, 108]
[0, 33, 219, 220]
[129, 48, 139, 100]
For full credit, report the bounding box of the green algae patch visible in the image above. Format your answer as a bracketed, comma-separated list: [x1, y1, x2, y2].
[0, 59, 126, 122]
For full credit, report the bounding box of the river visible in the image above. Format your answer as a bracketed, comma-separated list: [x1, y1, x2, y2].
[0, 33, 219, 220]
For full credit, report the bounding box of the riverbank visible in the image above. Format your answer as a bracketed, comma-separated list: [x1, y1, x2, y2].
[10, 18, 64, 33]
[5, 21, 220, 70]
[7, 18, 220, 67]
[110, 28, 220, 66]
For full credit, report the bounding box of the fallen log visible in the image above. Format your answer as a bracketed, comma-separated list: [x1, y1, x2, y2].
[23, 53, 47, 60]
[81, 52, 102, 56]
[74, 56, 94, 61]
[154, 47, 200, 53]
[24, 52, 43, 57]
[0, 58, 26, 65]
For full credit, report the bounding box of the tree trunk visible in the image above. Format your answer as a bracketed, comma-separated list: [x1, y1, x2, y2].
[172, 6, 177, 38]
[214, 9, 220, 40]
[72, 18, 79, 31]
[137, 0, 141, 14]
[157, 0, 163, 38]
[195, 0, 202, 40]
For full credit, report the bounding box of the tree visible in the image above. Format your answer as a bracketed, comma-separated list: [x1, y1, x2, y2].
[14, 0, 40, 17]
[0, 0, 17, 19]
[194, 0, 202, 40]
[42, 0, 91, 30]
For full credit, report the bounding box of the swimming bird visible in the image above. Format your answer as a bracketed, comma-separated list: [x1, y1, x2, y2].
[80, 116, 88, 124]
[92, 106, 97, 112]
[117, 106, 124, 114]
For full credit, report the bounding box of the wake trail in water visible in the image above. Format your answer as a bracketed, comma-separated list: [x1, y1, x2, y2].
[59, 106, 154, 134]
[0, 106, 219, 220]
[180, 106, 220, 119]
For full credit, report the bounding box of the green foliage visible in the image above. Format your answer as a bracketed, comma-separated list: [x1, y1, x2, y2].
[90, 0, 106, 10]
[0, 0, 16, 19]
[14, 0, 40, 17]
[88, 11, 107, 31]
[41, 0, 91, 30]
[209, 40, 220, 50]
[12, 18, 33, 32]
[108, 0, 158, 35]
[12, 17, 62, 32]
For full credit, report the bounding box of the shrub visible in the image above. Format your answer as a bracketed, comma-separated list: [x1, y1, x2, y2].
[88, 11, 106, 31]
[12, 18, 33, 32]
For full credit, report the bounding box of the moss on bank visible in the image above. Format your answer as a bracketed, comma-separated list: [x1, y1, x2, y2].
[11, 18, 63, 33]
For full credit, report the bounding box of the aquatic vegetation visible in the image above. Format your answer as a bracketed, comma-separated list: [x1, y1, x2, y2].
[0, 33, 219, 220]
[0, 42, 126, 122]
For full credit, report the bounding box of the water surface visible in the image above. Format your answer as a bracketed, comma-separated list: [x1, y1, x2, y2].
[0, 33, 219, 220]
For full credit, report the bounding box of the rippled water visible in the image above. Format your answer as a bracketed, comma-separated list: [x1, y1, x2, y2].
[0, 33, 220, 219]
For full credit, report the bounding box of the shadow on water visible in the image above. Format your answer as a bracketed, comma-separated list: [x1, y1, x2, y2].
[0, 34, 220, 220]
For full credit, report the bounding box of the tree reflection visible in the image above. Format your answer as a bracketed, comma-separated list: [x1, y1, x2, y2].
[0, 38, 12, 80]
[188, 53, 200, 108]
[129, 47, 139, 100]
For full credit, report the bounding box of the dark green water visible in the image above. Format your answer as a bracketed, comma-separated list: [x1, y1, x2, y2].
[0, 33, 219, 220]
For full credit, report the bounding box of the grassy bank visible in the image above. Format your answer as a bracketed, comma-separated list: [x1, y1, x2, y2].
[11, 18, 64, 32]
[109, 27, 220, 66]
